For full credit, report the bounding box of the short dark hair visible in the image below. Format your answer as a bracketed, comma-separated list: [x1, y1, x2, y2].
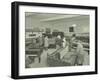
[72, 34, 76, 37]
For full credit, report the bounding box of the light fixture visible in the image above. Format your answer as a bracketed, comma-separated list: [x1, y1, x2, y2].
[72, 24, 77, 27]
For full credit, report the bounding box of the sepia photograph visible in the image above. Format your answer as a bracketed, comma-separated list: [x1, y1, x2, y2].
[11, 2, 97, 79]
[25, 12, 90, 68]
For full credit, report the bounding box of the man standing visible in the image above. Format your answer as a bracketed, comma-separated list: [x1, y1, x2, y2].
[75, 40, 84, 65]
[69, 34, 76, 51]
[44, 36, 49, 50]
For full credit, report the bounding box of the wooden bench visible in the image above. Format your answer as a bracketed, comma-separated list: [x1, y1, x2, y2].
[26, 48, 43, 63]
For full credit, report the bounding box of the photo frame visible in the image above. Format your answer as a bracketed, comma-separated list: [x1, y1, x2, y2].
[11, 1, 98, 79]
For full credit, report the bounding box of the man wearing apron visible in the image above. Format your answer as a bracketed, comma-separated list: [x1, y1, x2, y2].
[75, 40, 84, 65]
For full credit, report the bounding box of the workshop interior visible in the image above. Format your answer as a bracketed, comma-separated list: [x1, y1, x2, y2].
[25, 12, 89, 68]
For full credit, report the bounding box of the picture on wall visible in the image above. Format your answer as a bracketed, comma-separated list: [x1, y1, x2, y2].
[11, 1, 98, 79]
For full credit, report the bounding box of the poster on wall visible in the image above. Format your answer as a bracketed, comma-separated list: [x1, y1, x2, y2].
[11, 1, 98, 79]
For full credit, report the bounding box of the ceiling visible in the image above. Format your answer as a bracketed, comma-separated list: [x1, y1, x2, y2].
[25, 12, 83, 22]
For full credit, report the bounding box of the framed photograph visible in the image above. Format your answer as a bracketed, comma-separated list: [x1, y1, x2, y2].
[11, 1, 98, 79]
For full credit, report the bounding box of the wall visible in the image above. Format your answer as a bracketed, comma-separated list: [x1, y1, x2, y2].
[26, 15, 89, 35]
[0, 0, 99, 81]
[45, 16, 89, 34]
